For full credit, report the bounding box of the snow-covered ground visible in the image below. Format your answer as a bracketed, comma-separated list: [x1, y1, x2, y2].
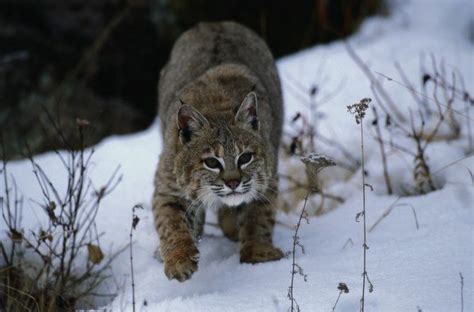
[2, 0, 473, 311]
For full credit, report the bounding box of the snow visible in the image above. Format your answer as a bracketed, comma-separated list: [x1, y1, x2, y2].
[2, 0, 473, 311]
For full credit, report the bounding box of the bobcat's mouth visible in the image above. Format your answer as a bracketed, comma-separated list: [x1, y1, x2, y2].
[218, 190, 251, 207]
[225, 190, 248, 196]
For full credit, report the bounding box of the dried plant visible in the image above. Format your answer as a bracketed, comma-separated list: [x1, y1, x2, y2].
[129, 204, 143, 312]
[347, 98, 371, 125]
[282, 69, 348, 157]
[279, 70, 355, 216]
[347, 98, 374, 312]
[331, 282, 349, 312]
[284, 110, 359, 173]
[280, 111, 349, 215]
[288, 154, 335, 312]
[381, 64, 460, 194]
[347, 42, 473, 195]
[0, 113, 123, 311]
[287, 194, 308, 312]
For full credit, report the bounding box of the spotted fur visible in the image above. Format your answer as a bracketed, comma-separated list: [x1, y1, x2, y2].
[153, 21, 283, 281]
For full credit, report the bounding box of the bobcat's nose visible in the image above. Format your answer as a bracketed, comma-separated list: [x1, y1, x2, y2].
[225, 179, 240, 190]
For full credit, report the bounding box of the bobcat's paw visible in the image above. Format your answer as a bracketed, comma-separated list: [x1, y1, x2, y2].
[240, 243, 284, 264]
[163, 245, 199, 282]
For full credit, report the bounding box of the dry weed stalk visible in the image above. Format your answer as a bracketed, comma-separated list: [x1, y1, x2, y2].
[287, 154, 335, 312]
[0, 113, 122, 310]
[331, 282, 349, 312]
[459, 272, 464, 312]
[129, 204, 143, 312]
[287, 194, 308, 312]
[347, 98, 374, 312]
[368, 197, 419, 233]
[371, 106, 393, 194]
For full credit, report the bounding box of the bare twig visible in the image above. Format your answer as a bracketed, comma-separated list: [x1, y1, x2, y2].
[342, 238, 354, 250]
[374, 71, 473, 122]
[371, 106, 393, 194]
[368, 198, 419, 233]
[0, 282, 40, 312]
[460, 272, 464, 312]
[411, 206, 420, 230]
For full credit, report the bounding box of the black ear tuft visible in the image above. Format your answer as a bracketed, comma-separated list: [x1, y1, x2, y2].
[177, 103, 209, 144]
[235, 92, 259, 131]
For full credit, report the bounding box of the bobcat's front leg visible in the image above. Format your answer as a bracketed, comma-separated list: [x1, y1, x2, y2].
[238, 191, 284, 263]
[154, 197, 199, 281]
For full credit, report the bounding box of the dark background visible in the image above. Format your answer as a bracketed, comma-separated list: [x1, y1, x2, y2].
[0, 0, 383, 159]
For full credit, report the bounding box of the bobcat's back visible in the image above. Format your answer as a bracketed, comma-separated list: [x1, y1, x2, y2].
[158, 21, 282, 151]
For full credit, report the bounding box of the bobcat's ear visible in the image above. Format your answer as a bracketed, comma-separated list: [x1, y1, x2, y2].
[177, 103, 209, 144]
[235, 92, 259, 131]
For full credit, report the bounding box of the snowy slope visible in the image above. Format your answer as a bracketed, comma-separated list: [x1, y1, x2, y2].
[2, 0, 473, 311]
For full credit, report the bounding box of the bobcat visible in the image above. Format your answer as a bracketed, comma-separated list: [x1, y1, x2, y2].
[153, 21, 284, 282]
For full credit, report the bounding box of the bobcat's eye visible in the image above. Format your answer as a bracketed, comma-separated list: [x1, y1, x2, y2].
[204, 157, 222, 170]
[238, 153, 253, 167]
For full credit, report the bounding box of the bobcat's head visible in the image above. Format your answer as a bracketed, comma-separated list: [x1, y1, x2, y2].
[174, 92, 273, 209]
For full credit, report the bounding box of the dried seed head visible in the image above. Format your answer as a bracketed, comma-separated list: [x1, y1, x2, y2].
[337, 282, 349, 293]
[422, 73, 431, 86]
[300, 153, 336, 170]
[131, 204, 144, 229]
[132, 215, 140, 230]
[301, 154, 336, 191]
[39, 229, 53, 242]
[347, 98, 371, 124]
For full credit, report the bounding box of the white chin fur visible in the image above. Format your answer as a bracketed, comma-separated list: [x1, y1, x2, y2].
[219, 192, 250, 207]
